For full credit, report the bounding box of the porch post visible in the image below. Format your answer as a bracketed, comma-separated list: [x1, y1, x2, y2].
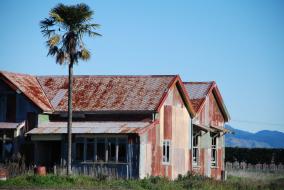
[2, 132, 6, 160]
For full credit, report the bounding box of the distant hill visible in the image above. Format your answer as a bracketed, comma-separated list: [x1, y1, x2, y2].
[225, 125, 284, 148]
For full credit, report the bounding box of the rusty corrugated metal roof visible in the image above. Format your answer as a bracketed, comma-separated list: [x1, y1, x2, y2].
[190, 98, 205, 112]
[1, 71, 197, 115]
[0, 121, 25, 129]
[184, 82, 230, 122]
[27, 121, 152, 134]
[184, 82, 213, 100]
[183, 82, 214, 112]
[37, 75, 176, 112]
[0, 71, 53, 112]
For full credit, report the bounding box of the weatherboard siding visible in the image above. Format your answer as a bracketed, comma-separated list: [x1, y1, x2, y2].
[192, 91, 226, 179]
[159, 85, 191, 179]
[0, 78, 40, 123]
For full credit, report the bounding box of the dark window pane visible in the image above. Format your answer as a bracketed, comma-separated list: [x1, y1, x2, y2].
[76, 143, 84, 161]
[162, 141, 170, 163]
[76, 137, 84, 142]
[163, 144, 166, 157]
[87, 138, 94, 143]
[166, 144, 170, 161]
[97, 138, 105, 162]
[118, 142, 127, 162]
[86, 143, 94, 161]
[108, 138, 116, 162]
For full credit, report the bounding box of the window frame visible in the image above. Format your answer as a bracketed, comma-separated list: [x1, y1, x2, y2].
[192, 132, 200, 167]
[211, 134, 218, 167]
[162, 140, 171, 165]
[74, 135, 128, 164]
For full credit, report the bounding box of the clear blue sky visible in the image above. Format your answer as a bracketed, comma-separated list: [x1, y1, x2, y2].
[0, 0, 284, 132]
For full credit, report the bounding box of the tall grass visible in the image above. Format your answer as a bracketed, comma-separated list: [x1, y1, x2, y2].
[0, 173, 283, 190]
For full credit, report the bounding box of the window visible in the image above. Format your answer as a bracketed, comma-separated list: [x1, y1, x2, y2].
[97, 138, 106, 162]
[74, 136, 128, 163]
[75, 138, 84, 161]
[86, 138, 94, 161]
[211, 134, 218, 167]
[162, 140, 170, 164]
[192, 133, 200, 166]
[117, 138, 127, 162]
[107, 138, 116, 162]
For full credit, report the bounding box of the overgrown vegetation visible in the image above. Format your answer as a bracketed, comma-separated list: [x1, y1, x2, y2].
[0, 173, 283, 190]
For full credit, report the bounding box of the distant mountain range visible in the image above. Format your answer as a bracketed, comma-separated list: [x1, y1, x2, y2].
[225, 125, 284, 148]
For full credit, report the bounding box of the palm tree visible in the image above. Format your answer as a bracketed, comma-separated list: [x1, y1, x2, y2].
[40, 3, 101, 175]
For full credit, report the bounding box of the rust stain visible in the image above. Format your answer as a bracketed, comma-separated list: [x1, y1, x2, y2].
[211, 148, 223, 180]
[36, 75, 176, 112]
[164, 105, 172, 139]
[0, 71, 53, 112]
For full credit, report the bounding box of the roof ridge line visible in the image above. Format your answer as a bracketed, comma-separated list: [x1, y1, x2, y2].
[184, 81, 215, 84]
[36, 76, 54, 111]
[36, 74, 178, 78]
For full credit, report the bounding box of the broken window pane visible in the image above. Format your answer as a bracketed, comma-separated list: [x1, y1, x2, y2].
[107, 138, 116, 162]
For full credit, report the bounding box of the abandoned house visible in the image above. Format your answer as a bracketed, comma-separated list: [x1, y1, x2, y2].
[184, 82, 230, 180]
[0, 70, 230, 180]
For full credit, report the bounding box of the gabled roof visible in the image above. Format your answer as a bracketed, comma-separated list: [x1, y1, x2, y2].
[37, 75, 178, 112]
[0, 71, 195, 115]
[0, 71, 53, 112]
[184, 82, 214, 112]
[184, 81, 230, 122]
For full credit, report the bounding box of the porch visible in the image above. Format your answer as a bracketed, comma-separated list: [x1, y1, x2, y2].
[27, 121, 152, 178]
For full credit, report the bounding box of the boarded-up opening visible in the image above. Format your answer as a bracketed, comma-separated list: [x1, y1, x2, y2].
[164, 105, 172, 139]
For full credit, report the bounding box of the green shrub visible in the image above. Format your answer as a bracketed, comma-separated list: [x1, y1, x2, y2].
[0, 173, 283, 190]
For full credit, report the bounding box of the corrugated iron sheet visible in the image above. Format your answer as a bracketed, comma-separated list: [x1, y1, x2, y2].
[37, 75, 176, 112]
[27, 121, 152, 134]
[0, 71, 52, 112]
[0, 121, 24, 129]
[183, 82, 214, 112]
[184, 82, 213, 100]
[190, 98, 205, 112]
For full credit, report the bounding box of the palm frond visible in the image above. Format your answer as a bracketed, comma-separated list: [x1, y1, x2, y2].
[47, 46, 58, 56]
[41, 29, 56, 38]
[56, 50, 66, 65]
[40, 18, 56, 37]
[88, 31, 102, 37]
[50, 11, 64, 23]
[76, 24, 101, 39]
[47, 35, 61, 47]
[40, 18, 54, 28]
[79, 48, 90, 61]
[41, 3, 101, 65]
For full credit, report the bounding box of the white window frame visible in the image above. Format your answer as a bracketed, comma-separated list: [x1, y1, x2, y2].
[162, 140, 171, 165]
[211, 134, 218, 167]
[192, 132, 200, 167]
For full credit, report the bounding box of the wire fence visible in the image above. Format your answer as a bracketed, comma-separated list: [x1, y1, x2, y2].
[225, 161, 284, 172]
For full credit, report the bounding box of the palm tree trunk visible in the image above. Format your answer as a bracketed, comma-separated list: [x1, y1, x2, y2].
[67, 61, 73, 176]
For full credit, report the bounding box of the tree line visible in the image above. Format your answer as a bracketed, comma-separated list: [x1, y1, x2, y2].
[225, 147, 284, 164]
